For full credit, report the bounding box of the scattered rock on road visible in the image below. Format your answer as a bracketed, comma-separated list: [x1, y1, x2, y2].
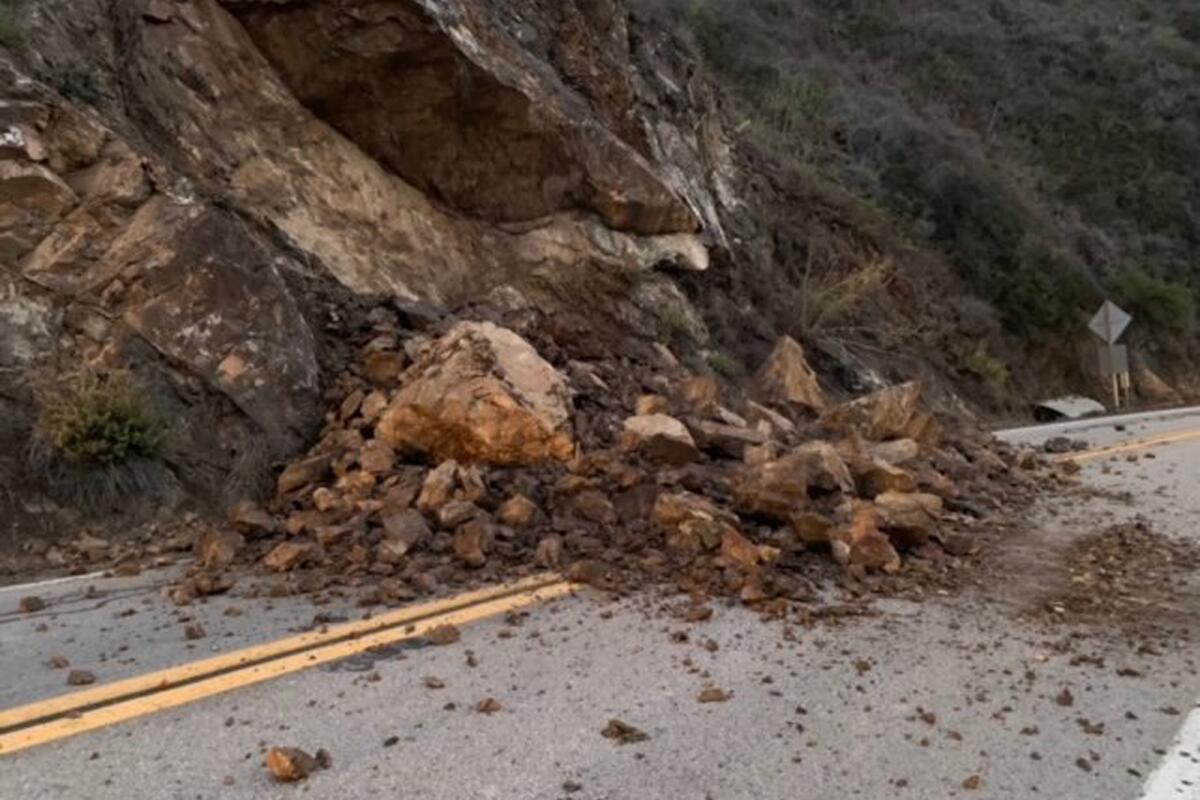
[265, 747, 331, 783]
[66, 669, 96, 686]
[19, 596, 46, 613]
[601, 719, 649, 744]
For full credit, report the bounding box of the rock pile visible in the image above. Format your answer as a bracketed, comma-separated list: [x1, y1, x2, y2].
[180, 312, 1053, 606]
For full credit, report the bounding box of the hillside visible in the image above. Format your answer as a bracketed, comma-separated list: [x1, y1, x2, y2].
[639, 0, 1200, 401]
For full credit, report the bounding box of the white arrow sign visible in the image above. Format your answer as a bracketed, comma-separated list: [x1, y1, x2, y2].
[1088, 300, 1132, 344]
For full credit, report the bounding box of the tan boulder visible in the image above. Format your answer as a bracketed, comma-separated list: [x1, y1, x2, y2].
[1134, 363, 1179, 402]
[195, 529, 244, 570]
[228, 501, 275, 537]
[733, 442, 853, 520]
[825, 381, 922, 441]
[263, 542, 315, 572]
[753, 336, 826, 412]
[830, 504, 901, 573]
[376, 322, 573, 465]
[620, 414, 700, 465]
[858, 460, 917, 497]
[874, 491, 943, 547]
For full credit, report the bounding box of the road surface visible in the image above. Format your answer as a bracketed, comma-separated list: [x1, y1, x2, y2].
[2, 409, 1199, 799]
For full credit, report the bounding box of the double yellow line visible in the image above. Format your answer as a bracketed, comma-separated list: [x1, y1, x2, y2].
[1050, 428, 1200, 464]
[0, 574, 574, 756]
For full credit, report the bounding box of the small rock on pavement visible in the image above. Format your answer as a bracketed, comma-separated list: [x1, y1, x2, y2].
[426, 624, 461, 646]
[698, 687, 731, 703]
[67, 669, 96, 686]
[47, 655, 70, 669]
[476, 697, 503, 714]
[265, 747, 331, 783]
[601, 719, 649, 744]
[19, 596, 46, 613]
[962, 775, 983, 791]
[184, 623, 207, 640]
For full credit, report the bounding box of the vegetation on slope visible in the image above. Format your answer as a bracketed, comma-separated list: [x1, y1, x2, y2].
[638, 0, 1199, 397]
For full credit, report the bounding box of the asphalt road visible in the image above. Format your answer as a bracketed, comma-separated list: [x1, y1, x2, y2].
[2, 409, 1199, 799]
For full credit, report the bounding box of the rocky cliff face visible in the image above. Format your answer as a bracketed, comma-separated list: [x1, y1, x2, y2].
[0, 0, 738, 532]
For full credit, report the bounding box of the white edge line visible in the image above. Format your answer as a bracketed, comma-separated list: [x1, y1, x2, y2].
[997, 406, 1200, 439]
[1137, 706, 1200, 799]
[0, 571, 109, 595]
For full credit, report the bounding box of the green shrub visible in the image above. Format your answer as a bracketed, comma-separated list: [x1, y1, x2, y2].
[963, 344, 1008, 386]
[705, 351, 741, 379]
[36, 371, 168, 466]
[0, 0, 24, 49]
[1112, 269, 1196, 336]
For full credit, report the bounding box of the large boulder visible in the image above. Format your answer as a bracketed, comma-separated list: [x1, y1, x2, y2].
[824, 382, 923, 441]
[732, 441, 853, 520]
[753, 336, 826, 412]
[377, 322, 574, 465]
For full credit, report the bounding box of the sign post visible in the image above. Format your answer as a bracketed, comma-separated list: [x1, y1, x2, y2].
[1088, 301, 1132, 409]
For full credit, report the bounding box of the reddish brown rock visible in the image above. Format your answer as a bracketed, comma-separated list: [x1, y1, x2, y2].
[195, 529, 245, 570]
[358, 441, 396, 475]
[277, 453, 335, 495]
[362, 351, 405, 387]
[416, 461, 459, 513]
[265, 747, 330, 783]
[453, 518, 493, 568]
[437, 500, 482, 530]
[376, 322, 574, 465]
[753, 335, 826, 412]
[497, 495, 540, 528]
[228, 501, 275, 537]
[620, 414, 699, 465]
[790, 512, 834, 545]
[377, 510, 432, 562]
[535, 534, 564, 569]
[568, 490, 618, 525]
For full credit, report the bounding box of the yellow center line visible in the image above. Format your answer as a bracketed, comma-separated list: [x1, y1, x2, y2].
[1050, 428, 1200, 463]
[0, 575, 573, 754]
